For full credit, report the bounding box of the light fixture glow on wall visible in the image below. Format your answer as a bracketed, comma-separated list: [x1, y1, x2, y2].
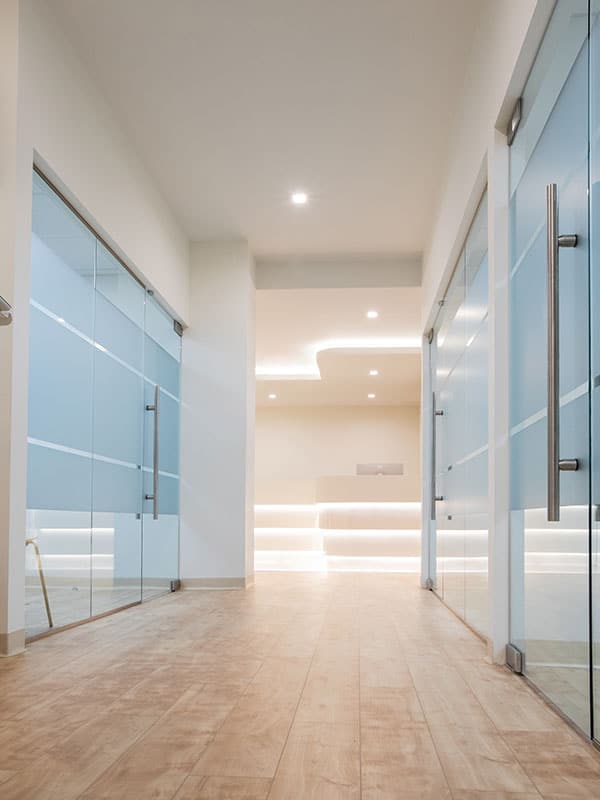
[291, 191, 308, 206]
[369, 369, 379, 376]
[368, 393, 376, 399]
[366, 310, 379, 319]
[268, 393, 277, 400]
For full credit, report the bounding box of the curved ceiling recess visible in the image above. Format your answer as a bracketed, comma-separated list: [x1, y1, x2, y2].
[256, 341, 422, 382]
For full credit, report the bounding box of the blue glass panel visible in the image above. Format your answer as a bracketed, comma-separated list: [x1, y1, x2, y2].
[94, 292, 144, 372]
[145, 293, 181, 362]
[31, 178, 95, 335]
[92, 461, 141, 514]
[28, 305, 94, 454]
[509, 2, 590, 736]
[96, 243, 145, 330]
[144, 336, 180, 399]
[464, 319, 488, 456]
[432, 191, 488, 637]
[590, 0, 600, 744]
[91, 257, 144, 614]
[93, 351, 143, 465]
[27, 443, 92, 511]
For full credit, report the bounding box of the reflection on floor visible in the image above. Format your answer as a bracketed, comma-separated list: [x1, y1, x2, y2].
[434, 570, 489, 639]
[254, 551, 421, 572]
[525, 640, 591, 733]
[3, 572, 600, 798]
[26, 584, 159, 638]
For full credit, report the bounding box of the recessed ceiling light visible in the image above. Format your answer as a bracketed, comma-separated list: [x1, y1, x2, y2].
[268, 393, 277, 400]
[368, 393, 376, 399]
[366, 310, 379, 319]
[291, 191, 308, 206]
[369, 369, 379, 376]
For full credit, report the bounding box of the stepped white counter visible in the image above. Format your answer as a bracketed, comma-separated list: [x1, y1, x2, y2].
[255, 476, 421, 572]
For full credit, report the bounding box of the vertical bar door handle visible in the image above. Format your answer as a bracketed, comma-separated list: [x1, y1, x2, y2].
[546, 183, 578, 522]
[431, 392, 437, 521]
[145, 384, 160, 520]
[547, 183, 559, 521]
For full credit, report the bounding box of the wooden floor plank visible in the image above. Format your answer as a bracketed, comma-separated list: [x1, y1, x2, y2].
[360, 723, 451, 799]
[0, 573, 598, 799]
[428, 725, 538, 794]
[174, 776, 272, 799]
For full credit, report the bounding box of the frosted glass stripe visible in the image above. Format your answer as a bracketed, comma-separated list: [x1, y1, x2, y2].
[30, 298, 179, 403]
[510, 381, 589, 437]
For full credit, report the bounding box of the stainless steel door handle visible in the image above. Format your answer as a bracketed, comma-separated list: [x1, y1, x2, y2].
[431, 392, 438, 520]
[145, 384, 160, 520]
[546, 183, 578, 522]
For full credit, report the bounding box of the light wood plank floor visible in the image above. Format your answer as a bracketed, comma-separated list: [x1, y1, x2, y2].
[2, 572, 600, 799]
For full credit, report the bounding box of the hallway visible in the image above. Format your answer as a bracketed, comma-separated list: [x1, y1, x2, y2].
[0, 574, 599, 799]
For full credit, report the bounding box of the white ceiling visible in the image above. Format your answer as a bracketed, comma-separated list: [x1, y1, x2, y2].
[256, 287, 421, 406]
[257, 350, 421, 407]
[47, 0, 482, 258]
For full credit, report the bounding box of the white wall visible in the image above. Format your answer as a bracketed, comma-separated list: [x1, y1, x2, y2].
[421, 0, 552, 327]
[18, 0, 190, 323]
[255, 405, 421, 503]
[255, 256, 421, 290]
[255, 404, 421, 571]
[180, 241, 255, 587]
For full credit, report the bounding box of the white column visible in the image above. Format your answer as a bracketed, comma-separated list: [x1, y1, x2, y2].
[179, 241, 255, 588]
[0, 0, 31, 655]
[487, 128, 511, 664]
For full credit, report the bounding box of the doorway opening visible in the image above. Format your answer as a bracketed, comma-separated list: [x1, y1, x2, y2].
[254, 285, 422, 573]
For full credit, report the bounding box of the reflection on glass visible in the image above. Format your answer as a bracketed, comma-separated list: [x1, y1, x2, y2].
[512, 506, 589, 731]
[509, 0, 590, 735]
[432, 193, 489, 636]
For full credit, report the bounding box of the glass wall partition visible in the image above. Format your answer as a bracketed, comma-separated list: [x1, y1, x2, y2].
[431, 192, 489, 637]
[25, 170, 181, 637]
[508, 0, 592, 736]
[592, 0, 600, 747]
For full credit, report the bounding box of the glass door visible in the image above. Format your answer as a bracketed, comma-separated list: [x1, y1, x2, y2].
[592, 0, 600, 746]
[509, 0, 591, 735]
[91, 243, 146, 616]
[429, 192, 489, 638]
[26, 171, 96, 636]
[26, 170, 181, 637]
[141, 295, 181, 600]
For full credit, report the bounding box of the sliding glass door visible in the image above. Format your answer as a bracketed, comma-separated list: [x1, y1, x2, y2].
[591, 0, 600, 743]
[430, 192, 489, 638]
[509, 0, 591, 736]
[142, 296, 181, 600]
[25, 170, 181, 637]
[27, 171, 97, 633]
